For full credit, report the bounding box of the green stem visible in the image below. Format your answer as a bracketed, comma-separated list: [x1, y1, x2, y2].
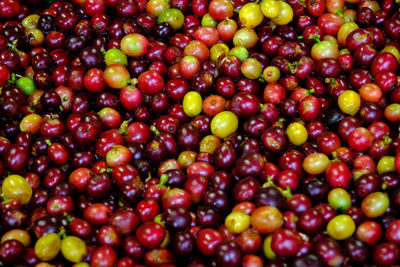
[7, 73, 16, 85]
[368, 73, 375, 81]
[128, 78, 138, 87]
[262, 176, 275, 188]
[159, 174, 168, 186]
[58, 227, 67, 239]
[118, 120, 129, 134]
[282, 186, 292, 199]
[154, 214, 164, 227]
[276, 118, 286, 127]
[382, 182, 388, 190]
[383, 135, 392, 145]
[44, 0, 56, 7]
[7, 40, 19, 53]
[150, 125, 160, 136]
[309, 34, 321, 44]
[64, 212, 73, 222]
[325, 78, 337, 87]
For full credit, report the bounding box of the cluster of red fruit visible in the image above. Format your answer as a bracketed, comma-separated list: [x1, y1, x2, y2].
[1, 0, 400, 266]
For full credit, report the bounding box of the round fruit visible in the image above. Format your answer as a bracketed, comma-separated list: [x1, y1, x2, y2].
[2, 174, 32, 205]
[34, 233, 61, 261]
[286, 122, 308, 146]
[105, 49, 128, 66]
[121, 33, 149, 57]
[16, 77, 36, 95]
[183, 91, 202, 117]
[361, 192, 390, 218]
[272, 1, 293, 25]
[225, 211, 251, 234]
[211, 111, 239, 138]
[61, 236, 87, 263]
[327, 215, 356, 240]
[158, 8, 185, 29]
[251, 206, 283, 234]
[303, 153, 330, 175]
[239, 3, 263, 28]
[261, 0, 281, 18]
[338, 90, 361, 116]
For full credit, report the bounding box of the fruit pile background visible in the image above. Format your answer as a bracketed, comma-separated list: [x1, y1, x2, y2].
[0, 0, 400, 266]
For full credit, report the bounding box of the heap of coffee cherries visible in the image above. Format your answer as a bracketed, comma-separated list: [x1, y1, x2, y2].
[1, 0, 400, 266]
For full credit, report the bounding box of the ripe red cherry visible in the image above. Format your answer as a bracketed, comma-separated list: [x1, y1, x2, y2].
[48, 142, 69, 165]
[317, 131, 341, 155]
[0, 239, 24, 264]
[299, 95, 321, 121]
[112, 164, 139, 187]
[135, 199, 160, 222]
[3, 0, 400, 265]
[4, 144, 29, 172]
[271, 229, 301, 257]
[277, 170, 299, 191]
[161, 187, 192, 210]
[347, 127, 374, 151]
[213, 240, 243, 267]
[138, 70, 165, 95]
[196, 228, 223, 255]
[356, 220, 382, 245]
[0, 64, 10, 87]
[95, 129, 124, 158]
[91, 246, 117, 267]
[373, 242, 399, 266]
[120, 85, 143, 110]
[97, 225, 122, 248]
[371, 52, 398, 77]
[84, 68, 105, 93]
[68, 217, 92, 239]
[83, 203, 112, 226]
[325, 161, 352, 188]
[46, 195, 75, 215]
[230, 92, 260, 117]
[125, 122, 152, 144]
[314, 237, 344, 266]
[298, 208, 323, 235]
[385, 220, 400, 244]
[85, 0, 106, 17]
[0, 0, 20, 19]
[135, 221, 166, 249]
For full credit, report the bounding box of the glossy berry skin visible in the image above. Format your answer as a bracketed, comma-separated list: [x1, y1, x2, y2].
[373, 242, 399, 266]
[91, 246, 117, 267]
[2, 0, 400, 266]
[138, 70, 165, 95]
[271, 229, 301, 257]
[196, 228, 223, 255]
[213, 241, 243, 267]
[135, 221, 166, 249]
[0, 240, 25, 264]
[325, 161, 352, 188]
